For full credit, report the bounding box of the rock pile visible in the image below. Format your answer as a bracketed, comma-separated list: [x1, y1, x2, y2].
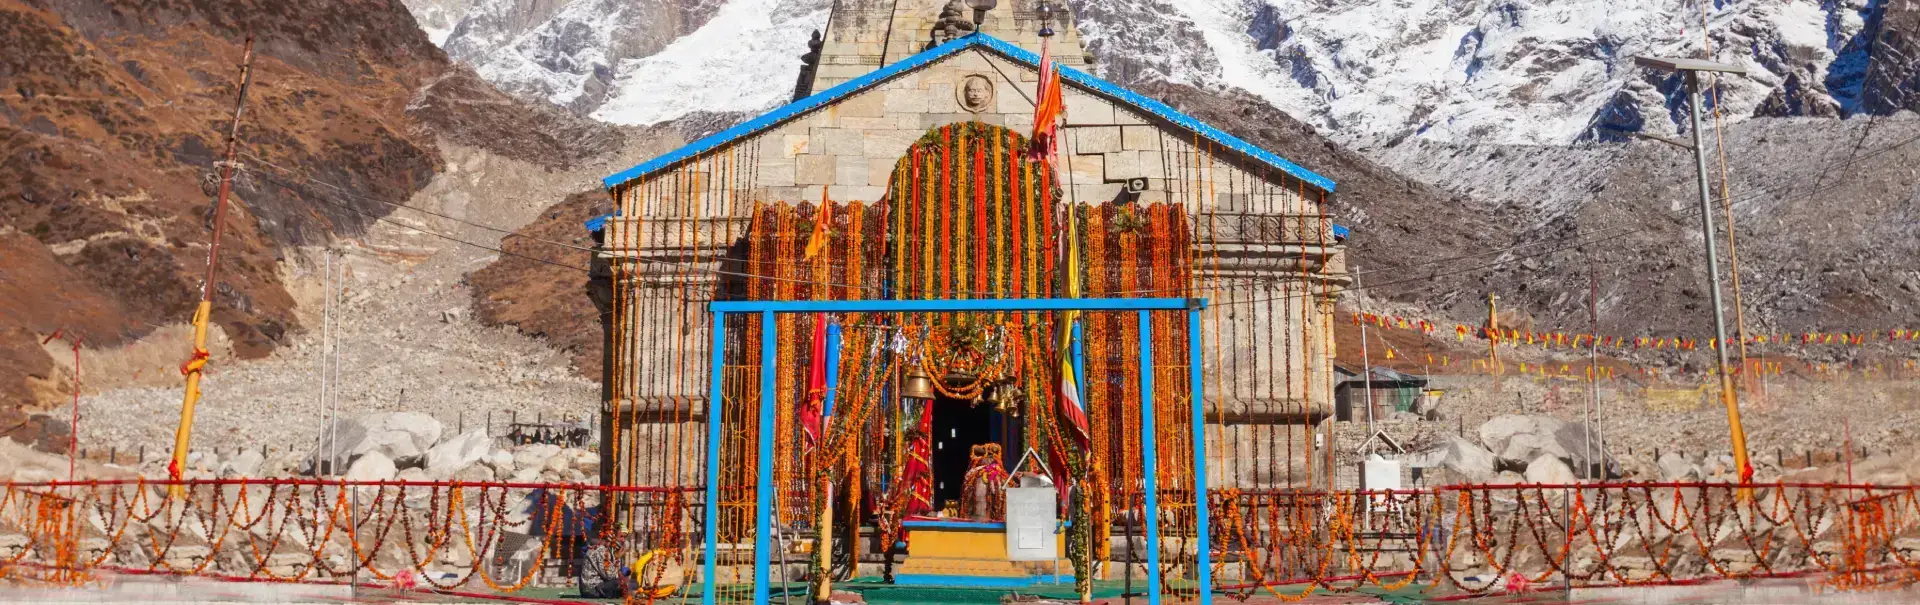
[1406, 414, 1619, 484]
[129, 411, 600, 486]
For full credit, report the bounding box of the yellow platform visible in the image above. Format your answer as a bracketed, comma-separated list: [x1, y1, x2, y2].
[893, 520, 1072, 588]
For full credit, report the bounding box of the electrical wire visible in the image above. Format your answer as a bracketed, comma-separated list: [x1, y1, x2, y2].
[243, 159, 885, 291]
[1214, 125, 1920, 308]
[240, 116, 1920, 308]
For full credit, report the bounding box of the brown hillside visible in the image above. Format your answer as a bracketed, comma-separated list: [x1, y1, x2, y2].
[0, 0, 615, 447]
[468, 190, 611, 378]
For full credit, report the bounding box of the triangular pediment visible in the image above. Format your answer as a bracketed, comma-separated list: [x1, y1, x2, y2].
[604, 33, 1334, 195]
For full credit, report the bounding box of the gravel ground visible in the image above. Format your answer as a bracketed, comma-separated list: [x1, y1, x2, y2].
[1423, 372, 1920, 468]
[71, 141, 672, 462]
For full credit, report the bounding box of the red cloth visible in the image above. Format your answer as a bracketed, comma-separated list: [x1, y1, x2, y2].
[901, 405, 935, 515]
[801, 314, 826, 447]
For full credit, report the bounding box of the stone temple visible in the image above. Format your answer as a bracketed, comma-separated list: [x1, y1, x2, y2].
[587, 0, 1350, 589]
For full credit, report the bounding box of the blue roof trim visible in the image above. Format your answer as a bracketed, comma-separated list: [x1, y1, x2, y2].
[1033, 45, 1337, 193]
[602, 35, 983, 190]
[584, 212, 614, 233]
[603, 33, 1336, 193]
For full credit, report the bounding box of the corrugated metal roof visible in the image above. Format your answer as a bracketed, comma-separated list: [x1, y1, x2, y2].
[1336, 365, 1427, 385]
[602, 33, 1336, 193]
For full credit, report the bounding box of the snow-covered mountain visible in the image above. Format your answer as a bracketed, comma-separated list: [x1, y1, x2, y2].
[403, 0, 826, 120]
[1082, 0, 1913, 146]
[403, 0, 1918, 145]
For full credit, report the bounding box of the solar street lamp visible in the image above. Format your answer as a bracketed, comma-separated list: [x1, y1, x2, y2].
[1633, 55, 1754, 496]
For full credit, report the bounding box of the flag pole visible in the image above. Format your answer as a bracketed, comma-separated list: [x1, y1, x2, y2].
[170, 36, 255, 498]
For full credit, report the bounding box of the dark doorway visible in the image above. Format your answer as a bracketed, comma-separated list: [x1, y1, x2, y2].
[930, 397, 997, 511]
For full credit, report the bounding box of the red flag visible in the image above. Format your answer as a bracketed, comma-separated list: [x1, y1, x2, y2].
[802, 314, 826, 447]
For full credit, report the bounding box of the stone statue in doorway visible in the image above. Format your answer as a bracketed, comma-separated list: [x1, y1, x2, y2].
[960, 443, 1008, 520]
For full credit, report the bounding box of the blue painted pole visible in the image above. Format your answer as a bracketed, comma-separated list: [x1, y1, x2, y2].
[704, 311, 726, 605]
[1138, 311, 1160, 605]
[823, 322, 842, 419]
[1188, 307, 1211, 603]
[1071, 320, 1086, 405]
[711, 297, 1191, 313]
[756, 311, 777, 605]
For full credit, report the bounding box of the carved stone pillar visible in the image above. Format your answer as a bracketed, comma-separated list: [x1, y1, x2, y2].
[598, 216, 749, 489]
[1194, 212, 1349, 489]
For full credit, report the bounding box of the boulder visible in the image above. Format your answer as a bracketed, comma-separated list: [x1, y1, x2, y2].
[484, 450, 516, 474]
[1657, 452, 1700, 481]
[512, 444, 561, 472]
[450, 464, 495, 483]
[1480, 415, 1616, 476]
[307, 412, 445, 472]
[397, 468, 428, 483]
[1549, 422, 1617, 477]
[1524, 454, 1577, 484]
[1406, 435, 1498, 483]
[425, 431, 492, 479]
[220, 449, 265, 478]
[1480, 415, 1568, 464]
[344, 451, 397, 482]
[510, 466, 543, 484]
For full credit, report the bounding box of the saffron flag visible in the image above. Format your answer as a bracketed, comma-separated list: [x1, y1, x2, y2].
[1031, 39, 1065, 156]
[804, 186, 832, 259]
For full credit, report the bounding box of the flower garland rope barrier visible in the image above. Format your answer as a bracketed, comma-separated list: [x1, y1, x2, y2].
[0, 479, 1916, 596]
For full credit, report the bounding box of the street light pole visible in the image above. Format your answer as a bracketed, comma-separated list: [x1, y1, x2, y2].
[1635, 56, 1753, 492]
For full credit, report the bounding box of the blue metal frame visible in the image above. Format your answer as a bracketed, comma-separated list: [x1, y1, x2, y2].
[700, 297, 1210, 605]
[603, 34, 1336, 194]
[711, 297, 1195, 313]
[755, 311, 778, 605]
[1137, 311, 1160, 602]
[1189, 308, 1211, 603]
[703, 311, 727, 605]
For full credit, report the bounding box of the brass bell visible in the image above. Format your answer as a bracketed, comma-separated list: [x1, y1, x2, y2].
[903, 367, 936, 400]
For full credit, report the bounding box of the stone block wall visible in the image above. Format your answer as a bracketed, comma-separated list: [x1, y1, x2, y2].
[617, 51, 1321, 220]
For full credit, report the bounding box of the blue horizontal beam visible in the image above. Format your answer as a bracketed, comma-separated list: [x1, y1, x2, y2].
[709, 297, 1205, 314]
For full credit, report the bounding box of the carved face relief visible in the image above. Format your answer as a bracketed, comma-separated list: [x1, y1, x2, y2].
[959, 74, 995, 113]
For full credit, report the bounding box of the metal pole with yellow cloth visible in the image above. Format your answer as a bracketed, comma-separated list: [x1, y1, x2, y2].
[170, 36, 255, 497]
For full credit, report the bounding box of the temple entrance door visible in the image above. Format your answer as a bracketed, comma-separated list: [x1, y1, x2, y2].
[929, 397, 996, 514]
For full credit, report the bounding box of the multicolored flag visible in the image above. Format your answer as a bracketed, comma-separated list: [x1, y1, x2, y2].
[1056, 206, 1088, 445]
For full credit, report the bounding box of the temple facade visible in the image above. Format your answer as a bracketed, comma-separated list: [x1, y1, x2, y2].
[590, 0, 1349, 588]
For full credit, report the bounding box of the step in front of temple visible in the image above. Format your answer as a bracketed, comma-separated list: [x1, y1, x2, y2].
[890, 520, 1073, 588]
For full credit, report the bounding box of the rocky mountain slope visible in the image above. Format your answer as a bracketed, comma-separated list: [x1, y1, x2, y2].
[2, 0, 443, 414]
[0, 0, 628, 447]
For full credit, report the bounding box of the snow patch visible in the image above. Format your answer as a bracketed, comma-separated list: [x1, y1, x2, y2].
[590, 0, 828, 125]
